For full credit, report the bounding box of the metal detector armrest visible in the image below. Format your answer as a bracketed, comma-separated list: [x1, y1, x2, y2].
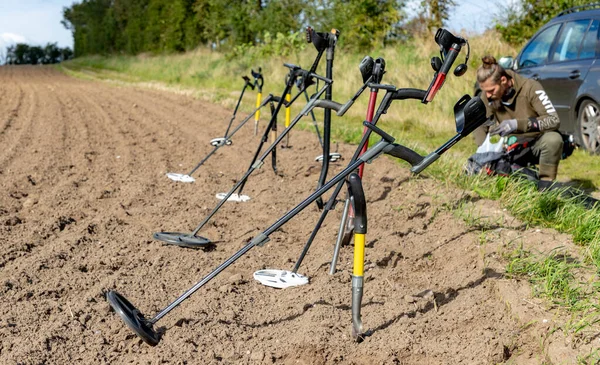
[408, 95, 487, 174]
[310, 99, 342, 113]
[384, 144, 424, 167]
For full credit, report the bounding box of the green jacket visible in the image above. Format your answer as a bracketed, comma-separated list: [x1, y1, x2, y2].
[474, 70, 560, 146]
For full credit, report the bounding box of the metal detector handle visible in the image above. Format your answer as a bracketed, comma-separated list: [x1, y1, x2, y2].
[283, 63, 301, 71]
[438, 45, 461, 75]
[310, 99, 342, 113]
[424, 43, 462, 103]
[242, 75, 253, 90]
[367, 83, 396, 91]
[410, 152, 440, 174]
[347, 174, 367, 234]
[307, 71, 332, 85]
[384, 144, 424, 167]
[337, 100, 354, 116]
[252, 68, 264, 90]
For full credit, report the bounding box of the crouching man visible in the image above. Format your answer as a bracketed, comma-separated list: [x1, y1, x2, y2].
[473, 55, 563, 182]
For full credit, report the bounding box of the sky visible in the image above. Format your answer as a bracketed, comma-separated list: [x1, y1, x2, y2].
[0, 0, 510, 55]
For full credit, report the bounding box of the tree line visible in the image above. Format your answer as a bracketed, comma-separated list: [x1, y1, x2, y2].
[495, 0, 597, 44]
[60, 0, 462, 56]
[4, 43, 73, 65]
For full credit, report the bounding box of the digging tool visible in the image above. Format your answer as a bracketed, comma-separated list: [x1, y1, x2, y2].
[347, 173, 366, 340]
[252, 68, 264, 135]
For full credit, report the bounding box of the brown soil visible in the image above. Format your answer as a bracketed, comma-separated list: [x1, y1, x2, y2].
[0, 66, 594, 364]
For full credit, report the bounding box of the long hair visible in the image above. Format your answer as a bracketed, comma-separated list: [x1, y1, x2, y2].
[476, 55, 510, 84]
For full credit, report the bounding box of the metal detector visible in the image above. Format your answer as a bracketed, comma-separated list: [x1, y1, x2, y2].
[217, 96, 278, 202]
[282, 28, 471, 278]
[256, 55, 379, 287]
[107, 92, 487, 346]
[154, 65, 334, 248]
[308, 27, 340, 210]
[166, 72, 266, 183]
[295, 73, 342, 164]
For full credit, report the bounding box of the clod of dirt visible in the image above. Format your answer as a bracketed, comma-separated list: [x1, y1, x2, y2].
[5, 216, 22, 226]
[228, 273, 244, 285]
[53, 216, 76, 231]
[87, 223, 98, 234]
[9, 191, 27, 199]
[22, 195, 38, 209]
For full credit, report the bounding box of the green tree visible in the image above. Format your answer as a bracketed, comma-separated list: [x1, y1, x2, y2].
[43, 43, 62, 64]
[304, 0, 406, 50]
[496, 0, 592, 45]
[62, 0, 115, 55]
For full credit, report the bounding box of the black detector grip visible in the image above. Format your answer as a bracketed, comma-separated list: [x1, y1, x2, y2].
[347, 173, 367, 234]
[312, 99, 342, 112]
[385, 144, 424, 167]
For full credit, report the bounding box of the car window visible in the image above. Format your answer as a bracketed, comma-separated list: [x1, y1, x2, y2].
[553, 19, 591, 62]
[518, 23, 561, 68]
[579, 19, 599, 59]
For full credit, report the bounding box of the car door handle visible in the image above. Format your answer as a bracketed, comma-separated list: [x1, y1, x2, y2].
[569, 70, 581, 79]
[531, 74, 539, 81]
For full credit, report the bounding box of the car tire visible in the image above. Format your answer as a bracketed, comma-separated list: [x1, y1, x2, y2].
[577, 99, 600, 154]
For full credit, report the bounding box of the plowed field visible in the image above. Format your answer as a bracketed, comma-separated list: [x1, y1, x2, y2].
[0, 66, 589, 364]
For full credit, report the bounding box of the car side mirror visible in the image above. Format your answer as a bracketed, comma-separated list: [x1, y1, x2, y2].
[498, 56, 514, 69]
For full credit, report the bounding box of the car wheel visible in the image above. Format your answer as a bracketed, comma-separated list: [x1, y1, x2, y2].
[578, 99, 600, 154]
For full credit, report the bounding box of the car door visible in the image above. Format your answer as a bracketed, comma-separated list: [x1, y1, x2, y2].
[537, 19, 598, 133]
[515, 23, 562, 81]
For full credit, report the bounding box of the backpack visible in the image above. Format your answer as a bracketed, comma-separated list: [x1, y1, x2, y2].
[465, 133, 575, 180]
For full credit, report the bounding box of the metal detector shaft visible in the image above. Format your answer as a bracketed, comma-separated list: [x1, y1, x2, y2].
[190, 83, 331, 237]
[185, 95, 274, 177]
[328, 194, 350, 275]
[315, 42, 335, 209]
[409, 134, 460, 174]
[150, 137, 393, 324]
[303, 89, 323, 147]
[224, 80, 251, 137]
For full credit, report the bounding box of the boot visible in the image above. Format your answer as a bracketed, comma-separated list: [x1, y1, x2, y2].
[538, 164, 558, 191]
[538, 164, 558, 181]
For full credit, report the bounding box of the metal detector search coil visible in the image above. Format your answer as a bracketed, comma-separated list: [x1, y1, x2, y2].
[253, 269, 309, 289]
[215, 192, 251, 202]
[166, 173, 195, 183]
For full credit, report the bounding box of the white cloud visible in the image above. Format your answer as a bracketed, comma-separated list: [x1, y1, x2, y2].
[0, 1, 74, 49]
[1, 32, 28, 45]
[0, 32, 29, 63]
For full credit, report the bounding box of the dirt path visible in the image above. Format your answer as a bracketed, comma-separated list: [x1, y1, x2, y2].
[0, 66, 590, 364]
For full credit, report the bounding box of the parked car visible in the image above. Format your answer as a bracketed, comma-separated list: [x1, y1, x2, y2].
[475, 4, 600, 153]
